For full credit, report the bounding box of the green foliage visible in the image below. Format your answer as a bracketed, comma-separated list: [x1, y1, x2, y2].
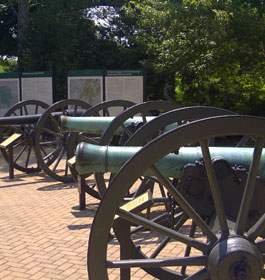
[124, 0, 265, 115]
[0, 0, 264, 115]
[0, 58, 18, 72]
[0, 0, 18, 57]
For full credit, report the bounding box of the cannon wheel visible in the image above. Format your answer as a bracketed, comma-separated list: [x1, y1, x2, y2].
[67, 99, 136, 185]
[0, 100, 49, 173]
[95, 101, 181, 196]
[95, 106, 237, 277]
[125, 106, 236, 146]
[34, 99, 92, 183]
[88, 115, 265, 279]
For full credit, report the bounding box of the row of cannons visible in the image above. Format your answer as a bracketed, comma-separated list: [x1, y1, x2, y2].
[0, 99, 265, 279]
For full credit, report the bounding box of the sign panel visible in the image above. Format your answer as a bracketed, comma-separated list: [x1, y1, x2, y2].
[68, 70, 104, 106]
[21, 71, 53, 105]
[0, 73, 20, 116]
[105, 70, 144, 104]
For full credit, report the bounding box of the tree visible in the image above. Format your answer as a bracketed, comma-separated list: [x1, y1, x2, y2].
[0, 0, 18, 70]
[124, 0, 265, 115]
[25, 0, 145, 99]
[17, 0, 29, 71]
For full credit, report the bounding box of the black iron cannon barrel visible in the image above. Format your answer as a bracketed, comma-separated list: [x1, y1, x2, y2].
[0, 114, 41, 126]
[0, 109, 85, 127]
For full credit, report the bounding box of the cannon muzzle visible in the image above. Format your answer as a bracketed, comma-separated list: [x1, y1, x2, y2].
[75, 142, 265, 179]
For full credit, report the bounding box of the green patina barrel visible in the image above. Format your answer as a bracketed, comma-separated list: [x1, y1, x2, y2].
[60, 115, 156, 135]
[75, 143, 265, 180]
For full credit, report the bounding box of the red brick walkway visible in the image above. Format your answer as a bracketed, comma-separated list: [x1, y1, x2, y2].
[0, 156, 97, 280]
[1, 156, 264, 280]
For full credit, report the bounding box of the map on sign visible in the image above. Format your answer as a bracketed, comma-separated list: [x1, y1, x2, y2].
[0, 79, 19, 116]
[69, 78, 102, 105]
[0, 80, 19, 108]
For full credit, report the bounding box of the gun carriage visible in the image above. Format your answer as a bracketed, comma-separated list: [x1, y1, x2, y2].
[0, 99, 91, 181]
[73, 113, 265, 280]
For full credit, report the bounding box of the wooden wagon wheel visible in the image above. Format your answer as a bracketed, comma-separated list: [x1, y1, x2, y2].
[95, 101, 181, 197]
[95, 104, 236, 197]
[0, 100, 49, 173]
[66, 99, 135, 199]
[34, 99, 92, 183]
[67, 100, 136, 179]
[88, 115, 265, 279]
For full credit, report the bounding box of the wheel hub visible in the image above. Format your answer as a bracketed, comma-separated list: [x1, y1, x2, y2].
[208, 237, 263, 280]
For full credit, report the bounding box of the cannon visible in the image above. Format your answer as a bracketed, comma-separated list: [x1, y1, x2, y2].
[62, 104, 236, 208]
[0, 99, 93, 181]
[61, 101, 183, 202]
[76, 115, 265, 279]
[0, 99, 145, 182]
[33, 99, 138, 182]
[0, 100, 49, 174]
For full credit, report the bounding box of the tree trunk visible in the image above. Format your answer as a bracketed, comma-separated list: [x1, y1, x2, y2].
[17, 0, 29, 71]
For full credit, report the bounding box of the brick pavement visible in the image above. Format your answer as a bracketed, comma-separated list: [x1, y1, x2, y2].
[0, 156, 186, 280]
[0, 155, 97, 280]
[1, 155, 264, 280]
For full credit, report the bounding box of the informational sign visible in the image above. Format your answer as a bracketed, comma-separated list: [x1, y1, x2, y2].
[0, 73, 20, 116]
[105, 70, 144, 103]
[68, 70, 104, 106]
[21, 71, 53, 105]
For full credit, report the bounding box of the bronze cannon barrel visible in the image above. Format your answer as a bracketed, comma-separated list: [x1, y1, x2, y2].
[75, 142, 265, 180]
[59, 115, 156, 134]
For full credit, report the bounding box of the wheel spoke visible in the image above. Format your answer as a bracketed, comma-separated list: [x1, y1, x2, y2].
[34, 105, 39, 114]
[49, 114, 60, 130]
[117, 208, 208, 252]
[78, 134, 99, 145]
[106, 255, 206, 268]
[130, 211, 174, 235]
[64, 154, 69, 176]
[184, 268, 210, 280]
[181, 221, 197, 275]
[13, 138, 26, 150]
[247, 213, 265, 241]
[25, 145, 32, 168]
[42, 127, 62, 138]
[121, 123, 133, 137]
[23, 104, 29, 115]
[150, 165, 217, 243]
[42, 145, 61, 161]
[52, 145, 66, 172]
[235, 137, 265, 234]
[200, 139, 229, 236]
[73, 105, 78, 115]
[14, 143, 27, 163]
[104, 109, 110, 116]
[140, 113, 148, 123]
[150, 212, 188, 258]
